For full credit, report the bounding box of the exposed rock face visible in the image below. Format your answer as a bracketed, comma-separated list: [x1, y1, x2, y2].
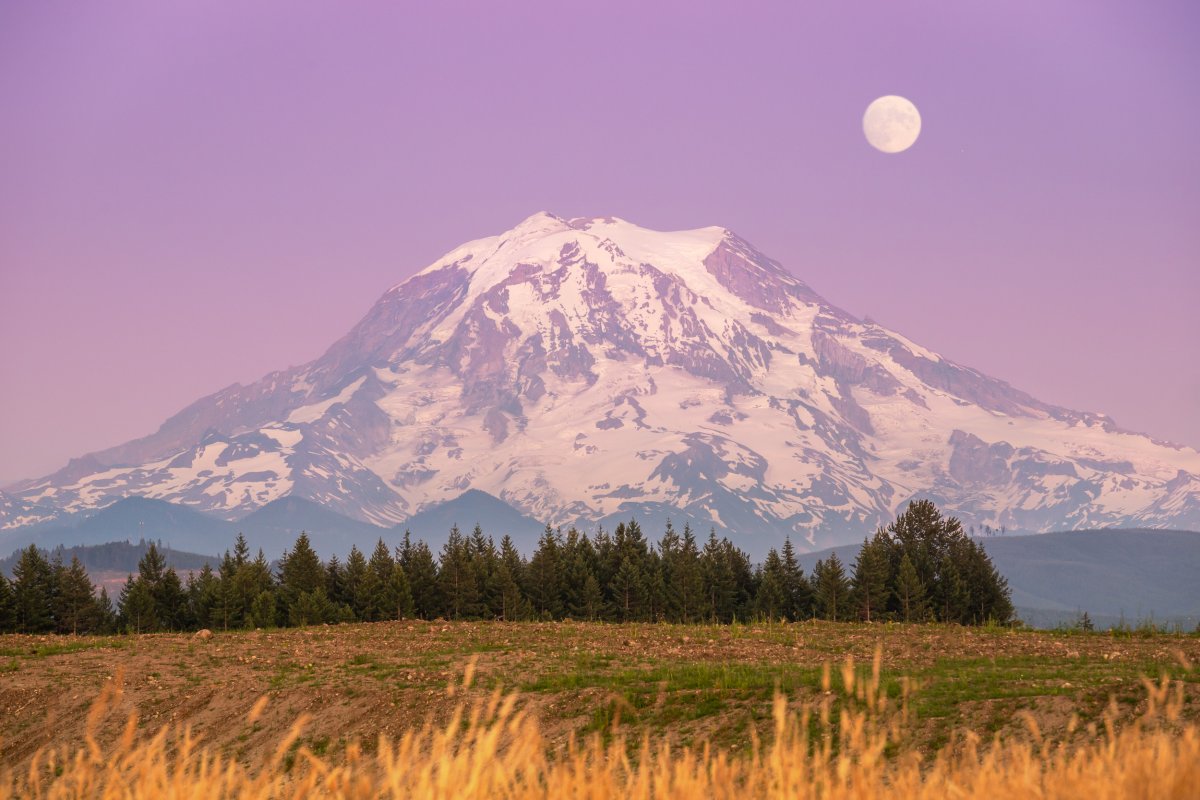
[5, 213, 1199, 548]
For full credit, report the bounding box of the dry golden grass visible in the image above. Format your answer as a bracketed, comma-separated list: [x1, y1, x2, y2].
[3, 651, 1197, 799]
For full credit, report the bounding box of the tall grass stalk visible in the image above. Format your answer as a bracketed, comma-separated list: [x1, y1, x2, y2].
[3, 650, 1196, 799]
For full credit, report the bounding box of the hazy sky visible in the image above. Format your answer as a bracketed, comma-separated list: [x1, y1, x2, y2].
[1, 0, 1197, 483]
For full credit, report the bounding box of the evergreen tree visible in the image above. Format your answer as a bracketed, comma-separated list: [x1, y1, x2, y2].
[469, 524, 490, 558]
[398, 529, 415, 570]
[723, 539, 757, 622]
[55, 556, 98, 635]
[332, 599, 357, 624]
[155, 567, 189, 631]
[0, 574, 16, 632]
[604, 522, 652, 623]
[403, 537, 442, 619]
[669, 523, 705, 623]
[365, 538, 397, 621]
[755, 549, 788, 620]
[343, 545, 370, 621]
[579, 572, 603, 621]
[958, 539, 1014, 624]
[95, 586, 117, 633]
[657, 521, 682, 621]
[700, 530, 736, 622]
[325, 555, 347, 609]
[48, 553, 66, 629]
[289, 587, 334, 627]
[851, 535, 891, 622]
[591, 527, 616, 595]
[813, 552, 850, 622]
[232, 533, 250, 569]
[643, 550, 668, 622]
[380, 563, 414, 620]
[781, 537, 814, 621]
[243, 551, 276, 623]
[439, 526, 481, 619]
[279, 533, 324, 596]
[111, 544, 186, 633]
[469, 528, 503, 619]
[608, 556, 644, 622]
[886, 500, 950, 591]
[12, 545, 55, 633]
[560, 528, 598, 620]
[495, 535, 529, 621]
[880, 500, 1012, 625]
[893, 553, 928, 622]
[119, 574, 158, 633]
[498, 535, 526, 588]
[115, 542, 178, 632]
[356, 558, 382, 621]
[526, 525, 564, 619]
[214, 551, 241, 631]
[250, 590, 277, 628]
[601, 521, 653, 621]
[138, 541, 167, 587]
[934, 550, 969, 624]
[278, 532, 326, 624]
[187, 563, 221, 629]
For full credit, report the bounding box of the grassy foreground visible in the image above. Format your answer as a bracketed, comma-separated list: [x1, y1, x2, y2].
[4, 652, 1199, 798]
[1, 621, 1198, 796]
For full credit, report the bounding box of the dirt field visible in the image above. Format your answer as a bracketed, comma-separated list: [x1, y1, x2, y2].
[2, 620, 1197, 770]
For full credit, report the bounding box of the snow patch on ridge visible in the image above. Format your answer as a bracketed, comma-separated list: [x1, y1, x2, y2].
[287, 377, 367, 424]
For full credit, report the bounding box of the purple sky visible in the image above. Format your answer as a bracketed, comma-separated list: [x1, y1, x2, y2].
[1, 1, 1198, 483]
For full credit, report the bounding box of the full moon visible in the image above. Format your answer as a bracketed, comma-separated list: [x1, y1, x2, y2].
[863, 95, 921, 153]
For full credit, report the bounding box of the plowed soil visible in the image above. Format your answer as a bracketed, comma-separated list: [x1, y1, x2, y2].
[2, 621, 1197, 770]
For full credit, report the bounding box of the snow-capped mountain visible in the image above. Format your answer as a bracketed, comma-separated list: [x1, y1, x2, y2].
[6, 213, 1200, 548]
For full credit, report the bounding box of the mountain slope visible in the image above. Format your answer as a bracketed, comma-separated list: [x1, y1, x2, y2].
[1, 497, 233, 555]
[976, 529, 1200, 622]
[0, 492, 541, 561]
[398, 490, 546, 553]
[5, 213, 1199, 549]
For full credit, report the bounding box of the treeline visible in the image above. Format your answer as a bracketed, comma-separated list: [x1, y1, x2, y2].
[0, 539, 213, 577]
[0, 500, 1012, 634]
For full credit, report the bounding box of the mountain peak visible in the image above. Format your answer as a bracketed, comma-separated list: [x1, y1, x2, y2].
[6, 214, 1200, 548]
[402, 214, 743, 337]
[506, 210, 570, 237]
